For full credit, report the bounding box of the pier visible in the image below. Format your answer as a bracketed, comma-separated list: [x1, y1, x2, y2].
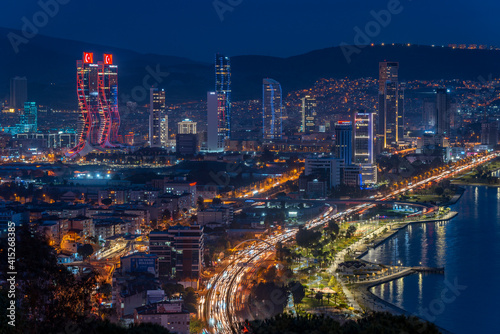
[412, 266, 445, 274]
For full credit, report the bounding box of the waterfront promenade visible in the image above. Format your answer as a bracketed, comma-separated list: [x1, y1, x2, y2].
[328, 210, 458, 316]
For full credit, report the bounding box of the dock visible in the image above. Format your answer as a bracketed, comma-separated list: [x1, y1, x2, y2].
[412, 266, 445, 274]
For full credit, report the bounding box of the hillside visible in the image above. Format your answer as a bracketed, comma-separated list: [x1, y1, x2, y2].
[2, 27, 500, 107]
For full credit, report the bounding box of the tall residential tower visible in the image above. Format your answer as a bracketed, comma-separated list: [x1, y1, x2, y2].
[215, 54, 231, 148]
[149, 88, 167, 148]
[68, 53, 120, 158]
[262, 78, 283, 140]
[378, 62, 404, 148]
[300, 95, 317, 133]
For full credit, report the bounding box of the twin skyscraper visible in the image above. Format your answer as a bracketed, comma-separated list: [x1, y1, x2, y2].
[68, 53, 120, 158]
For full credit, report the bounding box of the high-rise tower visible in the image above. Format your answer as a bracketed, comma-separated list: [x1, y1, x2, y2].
[68, 53, 120, 158]
[378, 62, 403, 148]
[436, 88, 450, 137]
[215, 54, 231, 148]
[206, 92, 220, 152]
[262, 78, 283, 140]
[301, 95, 317, 133]
[352, 110, 377, 184]
[334, 121, 352, 163]
[10, 77, 27, 112]
[18, 102, 37, 133]
[99, 54, 119, 145]
[352, 110, 374, 165]
[149, 88, 166, 148]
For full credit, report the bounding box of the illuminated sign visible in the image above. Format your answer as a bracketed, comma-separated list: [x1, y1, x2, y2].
[131, 258, 156, 274]
[104, 54, 113, 65]
[83, 52, 94, 64]
[337, 121, 351, 124]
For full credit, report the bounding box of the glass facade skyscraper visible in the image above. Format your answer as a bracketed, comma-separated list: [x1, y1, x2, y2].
[352, 110, 374, 164]
[353, 110, 377, 184]
[10, 77, 27, 112]
[262, 78, 283, 140]
[18, 102, 37, 133]
[436, 88, 450, 137]
[378, 61, 404, 148]
[149, 88, 166, 148]
[334, 121, 352, 163]
[99, 54, 120, 145]
[215, 54, 231, 149]
[68, 53, 120, 158]
[301, 95, 317, 133]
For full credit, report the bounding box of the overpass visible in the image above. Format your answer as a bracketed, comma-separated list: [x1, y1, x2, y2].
[223, 197, 434, 210]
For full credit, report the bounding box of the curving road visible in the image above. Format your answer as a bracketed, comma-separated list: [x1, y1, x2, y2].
[199, 152, 498, 334]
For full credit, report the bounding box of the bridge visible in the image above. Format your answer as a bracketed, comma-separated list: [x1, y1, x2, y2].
[223, 197, 435, 210]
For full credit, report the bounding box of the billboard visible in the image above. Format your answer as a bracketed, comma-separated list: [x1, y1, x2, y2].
[131, 257, 156, 275]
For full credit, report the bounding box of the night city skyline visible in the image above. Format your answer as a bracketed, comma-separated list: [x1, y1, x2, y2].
[1, 2, 500, 334]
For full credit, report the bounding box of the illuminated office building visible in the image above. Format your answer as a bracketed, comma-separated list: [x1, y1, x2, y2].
[99, 54, 120, 144]
[262, 78, 283, 140]
[215, 54, 231, 148]
[18, 102, 37, 133]
[160, 113, 169, 148]
[436, 88, 450, 137]
[352, 110, 374, 164]
[378, 62, 404, 148]
[178, 119, 197, 134]
[206, 92, 221, 152]
[10, 76, 27, 112]
[301, 95, 317, 133]
[352, 110, 377, 184]
[334, 121, 352, 163]
[149, 88, 166, 148]
[68, 53, 120, 158]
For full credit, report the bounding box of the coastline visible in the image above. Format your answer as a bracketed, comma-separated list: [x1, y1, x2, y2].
[355, 211, 458, 259]
[341, 211, 459, 334]
[451, 181, 500, 187]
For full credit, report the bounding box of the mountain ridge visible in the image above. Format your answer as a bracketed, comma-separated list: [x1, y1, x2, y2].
[1, 28, 499, 108]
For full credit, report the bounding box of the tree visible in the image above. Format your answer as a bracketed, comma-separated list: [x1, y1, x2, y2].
[262, 266, 278, 283]
[189, 315, 204, 334]
[183, 288, 198, 313]
[435, 187, 444, 196]
[315, 291, 324, 305]
[239, 312, 441, 334]
[197, 196, 205, 210]
[100, 198, 113, 206]
[162, 283, 185, 299]
[346, 225, 357, 239]
[78, 243, 94, 260]
[251, 282, 288, 318]
[327, 220, 340, 235]
[296, 227, 321, 249]
[0, 227, 97, 333]
[212, 197, 222, 205]
[288, 282, 305, 305]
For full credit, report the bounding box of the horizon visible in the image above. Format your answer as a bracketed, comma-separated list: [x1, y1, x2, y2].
[5, 24, 497, 63]
[2, 0, 500, 62]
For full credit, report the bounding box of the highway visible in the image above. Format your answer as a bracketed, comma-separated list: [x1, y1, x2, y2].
[200, 152, 498, 334]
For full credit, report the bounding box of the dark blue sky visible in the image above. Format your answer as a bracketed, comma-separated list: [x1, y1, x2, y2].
[2, 0, 498, 61]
